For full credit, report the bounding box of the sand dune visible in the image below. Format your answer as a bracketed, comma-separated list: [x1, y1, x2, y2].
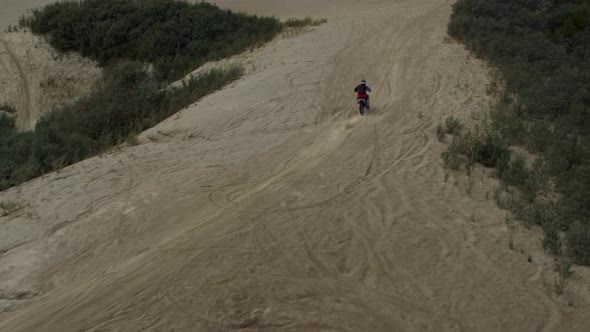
[0, 31, 100, 130]
[0, 0, 589, 331]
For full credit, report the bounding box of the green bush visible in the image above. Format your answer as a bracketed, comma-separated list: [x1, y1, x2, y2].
[0, 103, 17, 114]
[445, 116, 464, 135]
[500, 154, 543, 203]
[0, 113, 16, 133]
[543, 221, 562, 255]
[21, 0, 281, 82]
[0, 131, 35, 188]
[0, 0, 283, 192]
[501, 155, 529, 187]
[441, 136, 464, 170]
[567, 221, 590, 265]
[449, 0, 590, 264]
[554, 258, 574, 295]
[0, 0, 270, 190]
[0, 63, 243, 191]
[447, 124, 511, 174]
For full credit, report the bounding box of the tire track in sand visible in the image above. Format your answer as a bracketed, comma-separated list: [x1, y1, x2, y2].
[0, 39, 33, 129]
[0, 0, 586, 331]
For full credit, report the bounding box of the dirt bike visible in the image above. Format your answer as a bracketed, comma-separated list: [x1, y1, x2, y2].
[358, 98, 369, 115]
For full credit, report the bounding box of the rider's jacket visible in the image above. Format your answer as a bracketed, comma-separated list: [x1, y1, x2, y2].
[354, 84, 372, 99]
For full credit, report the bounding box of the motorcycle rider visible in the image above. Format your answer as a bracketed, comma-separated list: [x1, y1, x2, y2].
[354, 80, 371, 113]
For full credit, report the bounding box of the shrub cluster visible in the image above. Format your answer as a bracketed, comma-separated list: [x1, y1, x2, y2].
[0, 62, 243, 191]
[2, 1, 325, 191]
[0, 103, 17, 114]
[442, 120, 511, 173]
[448, 0, 590, 264]
[20, 0, 281, 81]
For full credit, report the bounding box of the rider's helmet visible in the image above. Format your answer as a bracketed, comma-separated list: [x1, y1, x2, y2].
[360, 80, 366, 85]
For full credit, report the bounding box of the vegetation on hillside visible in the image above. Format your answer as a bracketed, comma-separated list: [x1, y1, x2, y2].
[2, 0, 327, 191]
[0, 63, 243, 190]
[445, 0, 590, 265]
[19, 0, 282, 81]
[0, 1, 326, 191]
[0, 103, 17, 114]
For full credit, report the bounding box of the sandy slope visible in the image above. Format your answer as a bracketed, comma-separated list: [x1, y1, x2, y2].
[0, 31, 101, 130]
[0, 0, 589, 331]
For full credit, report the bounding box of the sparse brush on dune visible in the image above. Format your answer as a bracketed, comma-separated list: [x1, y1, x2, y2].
[446, 0, 590, 266]
[1, 0, 323, 192]
[0, 0, 280, 191]
[0, 62, 243, 191]
[19, 0, 325, 83]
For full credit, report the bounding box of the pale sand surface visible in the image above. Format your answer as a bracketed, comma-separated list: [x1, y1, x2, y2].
[0, 0, 588, 331]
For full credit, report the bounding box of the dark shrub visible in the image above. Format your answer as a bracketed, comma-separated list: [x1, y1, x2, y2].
[448, 0, 590, 264]
[22, 0, 281, 81]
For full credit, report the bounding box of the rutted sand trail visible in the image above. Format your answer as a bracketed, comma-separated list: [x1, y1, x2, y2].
[1, 0, 589, 331]
[0, 31, 101, 130]
[0, 39, 33, 128]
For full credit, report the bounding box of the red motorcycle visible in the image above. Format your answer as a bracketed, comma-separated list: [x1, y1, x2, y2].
[358, 98, 369, 115]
